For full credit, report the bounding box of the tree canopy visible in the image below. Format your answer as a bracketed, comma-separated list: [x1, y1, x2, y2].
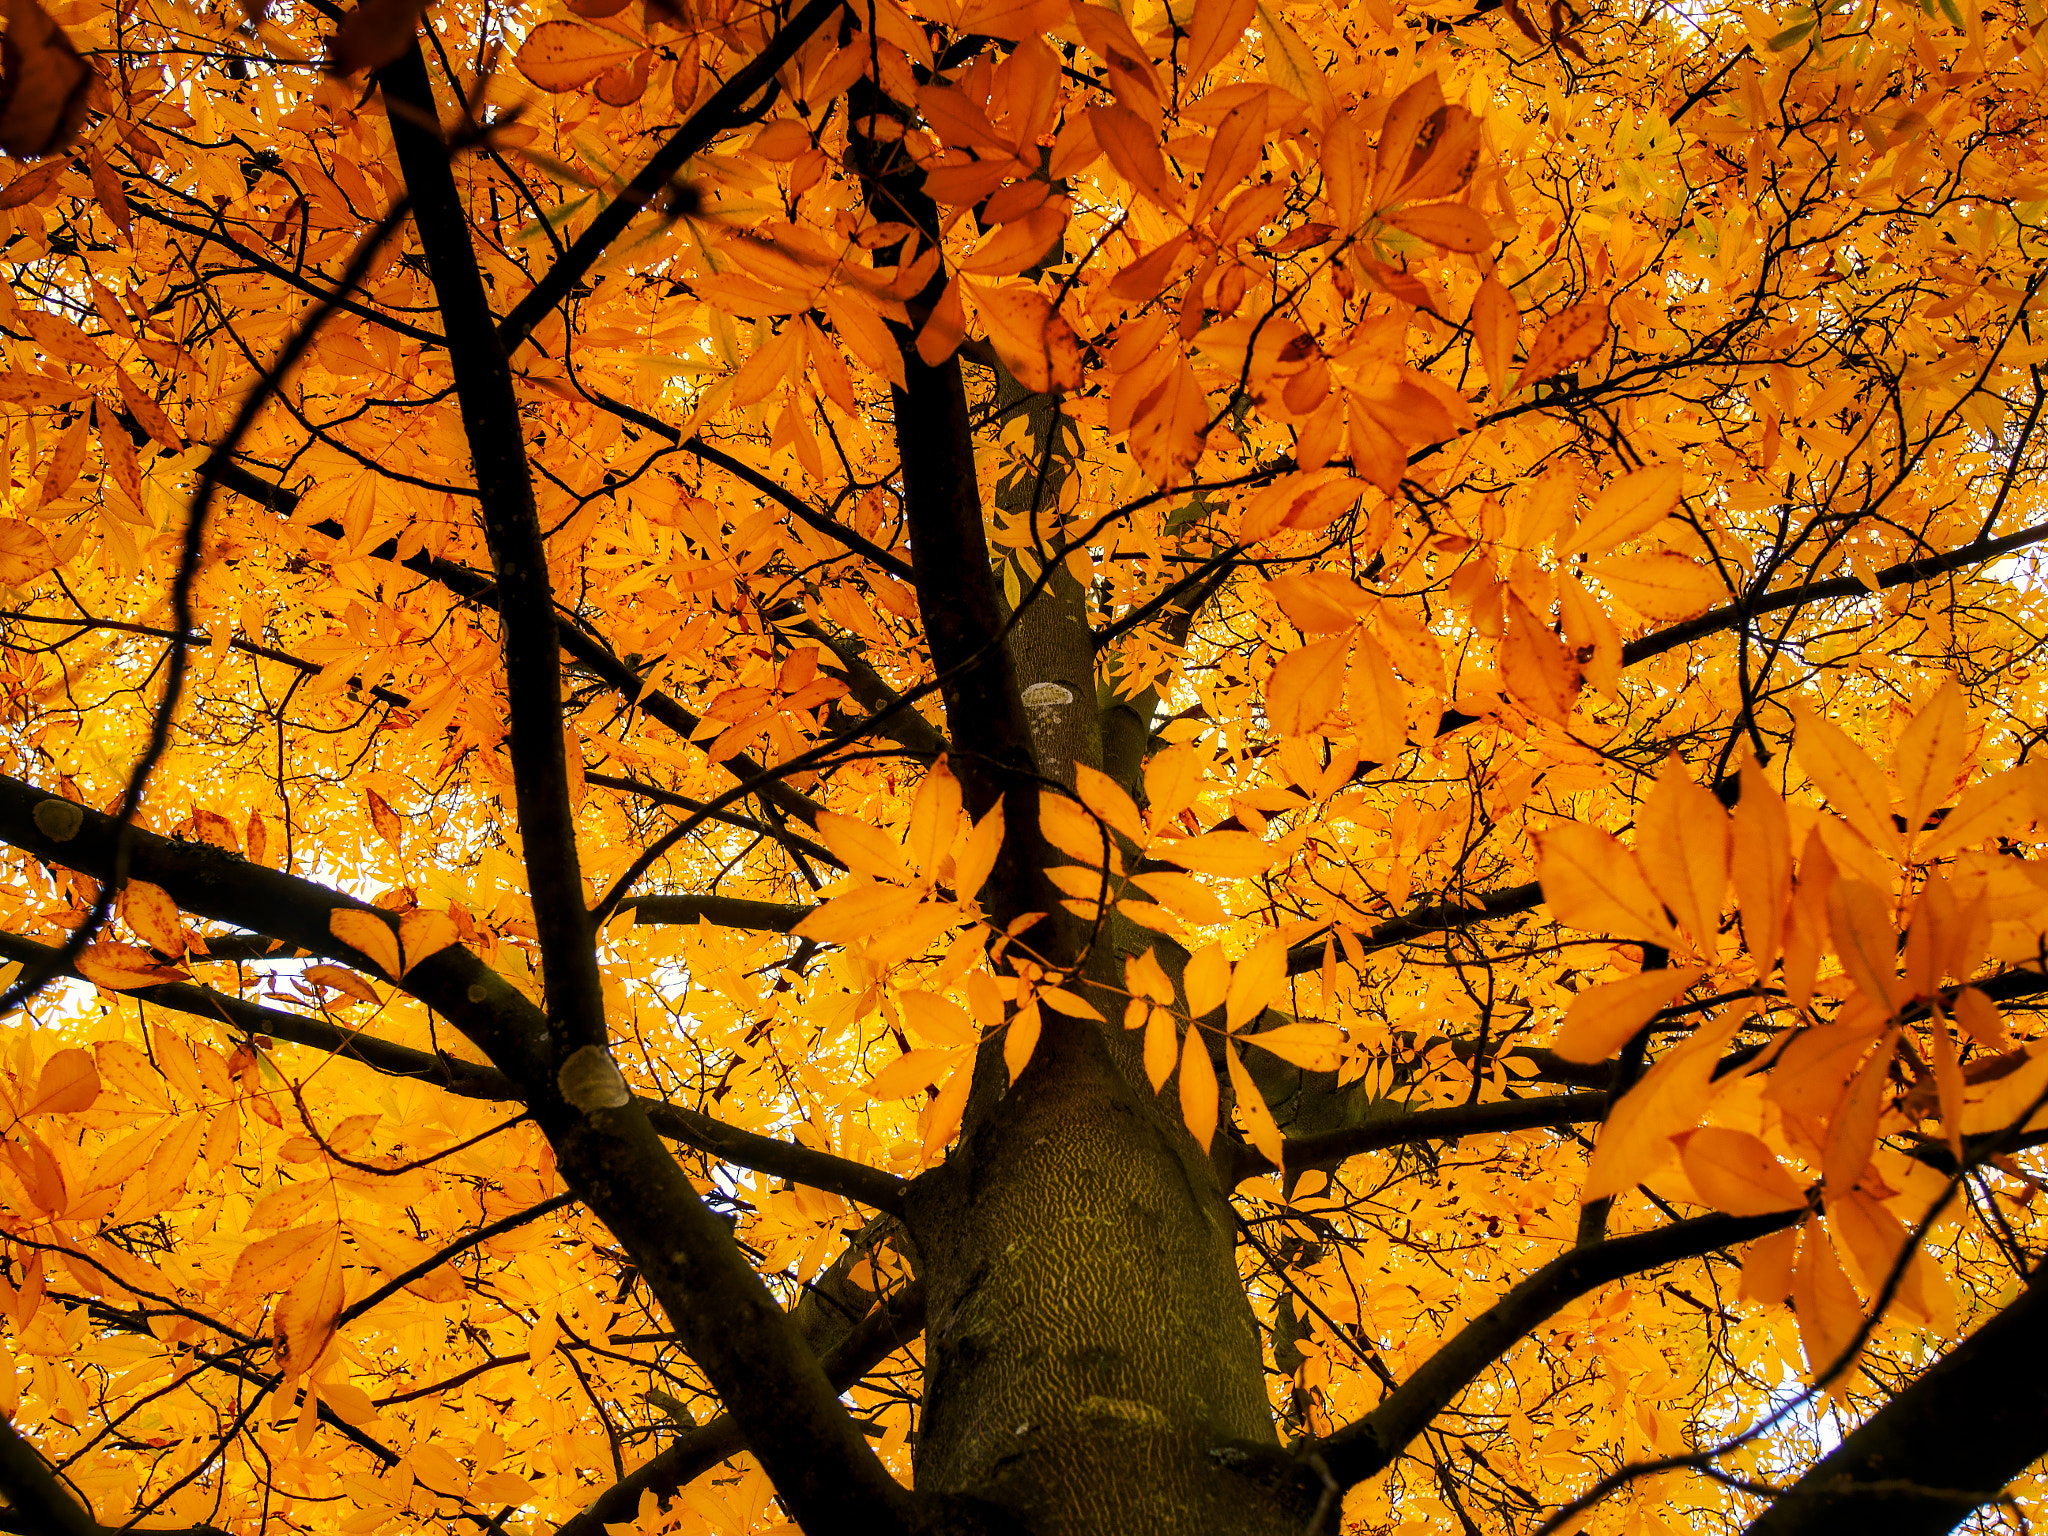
[0, 0, 2044, 1530]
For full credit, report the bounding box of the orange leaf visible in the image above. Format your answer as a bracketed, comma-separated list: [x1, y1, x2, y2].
[1469, 277, 1518, 400]
[514, 20, 643, 91]
[120, 878, 185, 958]
[1500, 590, 1579, 724]
[1635, 758, 1727, 957]
[1551, 966, 1703, 1064]
[329, 909, 402, 977]
[1582, 1011, 1742, 1200]
[1381, 200, 1493, 252]
[75, 940, 188, 991]
[1732, 756, 1792, 981]
[1589, 550, 1724, 620]
[1518, 299, 1610, 388]
[302, 964, 382, 1007]
[24, 1048, 97, 1116]
[1537, 823, 1680, 947]
[1266, 633, 1348, 737]
[1677, 1127, 1808, 1215]
[1186, 0, 1255, 77]
[398, 910, 459, 975]
[1224, 1042, 1284, 1167]
[1789, 699, 1903, 857]
[1561, 461, 1684, 558]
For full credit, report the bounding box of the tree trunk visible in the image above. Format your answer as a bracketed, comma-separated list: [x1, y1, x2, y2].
[906, 1014, 1318, 1534]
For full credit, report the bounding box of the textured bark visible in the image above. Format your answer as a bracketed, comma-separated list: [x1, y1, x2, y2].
[905, 1017, 1319, 1534]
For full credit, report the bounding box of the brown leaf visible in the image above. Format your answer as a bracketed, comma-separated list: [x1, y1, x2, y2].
[0, 0, 91, 159]
[326, 0, 432, 76]
[516, 20, 644, 92]
[85, 148, 129, 241]
[1519, 299, 1610, 387]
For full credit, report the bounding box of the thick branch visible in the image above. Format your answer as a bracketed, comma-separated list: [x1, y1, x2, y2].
[1742, 1274, 2048, 1536]
[1315, 1210, 1803, 1489]
[1622, 519, 2048, 666]
[1285, 881, 1545, 976]
[622, 895, 815, 931]
[380, 44, 606, 1056]
[1275, 1092, 1610, 1181]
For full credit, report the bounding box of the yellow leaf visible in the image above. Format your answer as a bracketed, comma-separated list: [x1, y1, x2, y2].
[1635, 758, 1727, 958]
[1894, 677, 1967, 841]
[398, 910, 459, 974]
[1589, 550, 1725, 621]
[1242, 1022, 1346, 1071]
[1266, 633, 1348, 736]
[302, 964, 382, 1008]
[1551, 967, 1703, 1064]
[1129, 870, 1229, 925]
[1225, 1043, 1285, 1167]
[1676, 1127, 1808, 1215]
[1161, 830, 1277, 878]
[23, 1048, 97, 1116]
[1179, 1026, 1219, 1151]
[350, 1222, 466, 1303]
[277, 1228, 345, 1374]
[1822, 1030, 1896, 1194]
[922, 1050, 973, 1162]
[909, 758, 965, 879]
[329, 909, 402, 978]
[816, 812, 913, 883]
[1561, 461, 1684, 558]
[793, 885, 926, 943]
[1225, 932, 1286, 1030]
[1038, 985, 1104, 1020]
[1826, 878, 1904, 1012]
[1126, 948, 1175, 1005]
[1921, 763, 2046, 860]
[1144, 1006, 1178, 1091]
[1143, 745, 1203, 829]
[866, 1047, 954, 1100]
[899, 991, 978, 1047]
[1184, 942, 1230, 1018]
[1267, 571, 1373, 633]
[1581, 1011, 1741, 1200]
[1074, 764, 1146, 847]
[1040, 791, 1108, 866]
[1005, 1001, 1041, 1083]
[1739, 1225, 1799, 1305]
[1732, 757, 1792, 981]
[1826, 1190, 1934, 1324]
[1789, 699, 1903, 857]
[230, 1222, 338, 1297]
[954, 799, 1007, 902]
[1536, 823, 1681, 947]
[1791, 1217, 1865, 1380]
